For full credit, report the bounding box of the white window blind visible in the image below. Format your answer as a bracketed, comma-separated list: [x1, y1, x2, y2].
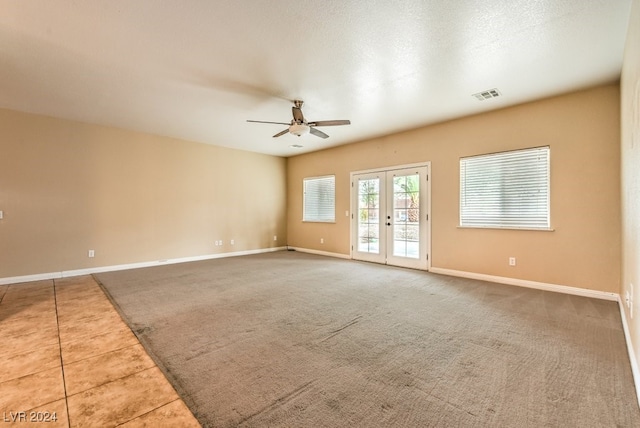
[460, 146, 550, 229]
[303, 175, 335, 222]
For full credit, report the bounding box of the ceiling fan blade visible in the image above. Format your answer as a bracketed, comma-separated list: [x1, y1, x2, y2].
[273, 128, 290, 138]
[309, 127, 329, 139]
[247, 120, 290, 125]
[292, 106, 305, 123]
[307, 120, 351, 127]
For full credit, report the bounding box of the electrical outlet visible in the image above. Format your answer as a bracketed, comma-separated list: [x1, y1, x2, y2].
[230, 239, 234, 245]
[273, 235, 277, 241]
[320, 238, 324, 244]
[88, 250, 95, 258]
[0, 210, 3, 219]
[509, 257, 516, 266]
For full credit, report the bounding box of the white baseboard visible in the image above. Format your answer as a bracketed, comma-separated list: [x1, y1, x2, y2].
[429, 267, 619, 301]
[618, 296, 640, 409]
[0, 271, 63, 285]
[0, 246, 288, 285]
[287, 246, 351, 260]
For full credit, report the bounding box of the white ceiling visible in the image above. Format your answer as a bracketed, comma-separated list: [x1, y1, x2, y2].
[0, 0, 632, 157]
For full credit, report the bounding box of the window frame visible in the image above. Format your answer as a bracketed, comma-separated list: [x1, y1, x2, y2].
[303, 175, 336, 223]
[459, 146, 552, 231]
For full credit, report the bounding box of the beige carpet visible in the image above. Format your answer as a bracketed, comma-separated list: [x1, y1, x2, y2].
[95, 250, 640, 427]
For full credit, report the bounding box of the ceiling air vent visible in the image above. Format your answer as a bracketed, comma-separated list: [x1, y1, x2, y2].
[472, 88, 501, 101]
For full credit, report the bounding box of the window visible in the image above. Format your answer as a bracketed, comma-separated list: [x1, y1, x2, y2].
[460, 146, 550, 229]
[303, 175, 335, 222]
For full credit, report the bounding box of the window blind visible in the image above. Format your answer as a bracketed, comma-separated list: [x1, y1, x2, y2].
[303, 175, 335, 222]
[460, 146, 550, 229]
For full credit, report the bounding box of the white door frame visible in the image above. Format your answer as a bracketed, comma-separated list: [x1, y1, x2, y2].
[350, 162, 431, 270]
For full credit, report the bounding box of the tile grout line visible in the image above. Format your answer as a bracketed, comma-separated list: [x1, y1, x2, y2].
[66, 363, 158, 397]
[113, 398, 184, 427]
[61, 342, 142, 366]
[52, 279, 72, 428]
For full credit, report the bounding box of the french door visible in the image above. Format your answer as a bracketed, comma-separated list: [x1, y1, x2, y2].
[351, 165, 430, 270]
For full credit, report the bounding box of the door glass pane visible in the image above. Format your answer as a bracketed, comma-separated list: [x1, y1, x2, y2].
[392, 174, 419, 258]
[358, 178, 380, 253]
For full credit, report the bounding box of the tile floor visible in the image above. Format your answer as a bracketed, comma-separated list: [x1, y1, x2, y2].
[0, 275, 201, 427]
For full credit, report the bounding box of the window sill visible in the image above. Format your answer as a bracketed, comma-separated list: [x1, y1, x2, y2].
[457, 226, 555, 232]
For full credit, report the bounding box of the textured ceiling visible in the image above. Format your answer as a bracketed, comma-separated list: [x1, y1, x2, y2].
[0, 0, 632, 157]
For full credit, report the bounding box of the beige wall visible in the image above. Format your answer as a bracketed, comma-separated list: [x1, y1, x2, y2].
[621, 0, 640, 389]
[288, 84, 621, 293]
[0, 109, 287, 279]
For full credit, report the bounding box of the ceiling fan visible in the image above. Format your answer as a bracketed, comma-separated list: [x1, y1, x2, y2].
[247, 100, 350, 139]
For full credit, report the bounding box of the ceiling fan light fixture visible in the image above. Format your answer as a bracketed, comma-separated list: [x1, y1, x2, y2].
[247, 100, 350, 140]
[289, 123, 310, 137]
